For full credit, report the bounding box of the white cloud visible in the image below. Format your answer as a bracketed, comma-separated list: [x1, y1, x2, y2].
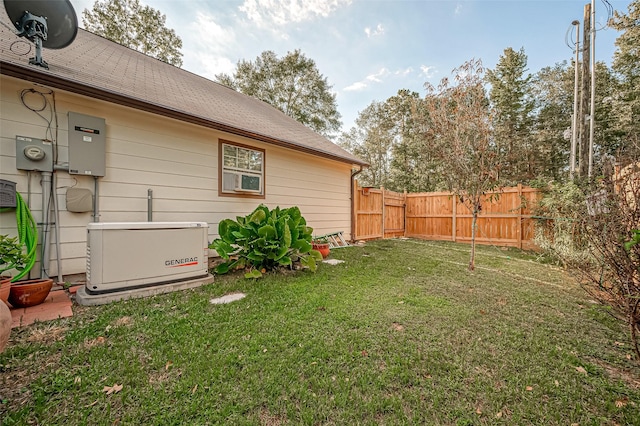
[454, 3, 463, 15]
[343, 81, 368, 92]
[194, 11, 236, 49]
[343, 67, 394, 92]
[366, 68, 390, 83]
[420, 65, 437, 79]
[240, 0, 352, 27]
[395, 67, 413, 77]
[364, 23, 385, 38]
[181, 11, 238, 78]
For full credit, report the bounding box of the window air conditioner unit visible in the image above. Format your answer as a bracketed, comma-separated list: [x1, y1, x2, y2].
[223, 171, 262, 193]
[85, 222, 209, 294]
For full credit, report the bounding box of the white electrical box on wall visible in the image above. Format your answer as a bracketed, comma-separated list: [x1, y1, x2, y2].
[85, 222, 209, 294]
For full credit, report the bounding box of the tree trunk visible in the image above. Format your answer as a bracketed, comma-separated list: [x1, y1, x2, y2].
[469, 208, 477, 271]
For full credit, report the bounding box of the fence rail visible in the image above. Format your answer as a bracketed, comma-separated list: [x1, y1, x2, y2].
[354, 184, 540, 250]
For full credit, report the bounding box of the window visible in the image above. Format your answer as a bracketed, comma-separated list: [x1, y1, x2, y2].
[219, 141, 265, 198]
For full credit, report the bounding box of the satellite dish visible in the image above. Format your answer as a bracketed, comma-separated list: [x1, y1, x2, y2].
[3, 0, 78, 69]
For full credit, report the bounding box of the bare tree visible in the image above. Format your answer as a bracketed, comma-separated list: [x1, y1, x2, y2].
[418, 59, 503, 270]
[573, 158, 640, 360]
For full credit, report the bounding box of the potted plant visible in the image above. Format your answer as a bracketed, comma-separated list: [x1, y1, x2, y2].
[312, 236, 331, 259]
[0, 235, 27, 305]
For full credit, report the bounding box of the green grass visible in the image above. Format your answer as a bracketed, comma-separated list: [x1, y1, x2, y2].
[1, 239, 639, 425]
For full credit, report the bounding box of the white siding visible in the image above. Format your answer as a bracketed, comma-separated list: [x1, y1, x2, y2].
[0, 76, 354, 277]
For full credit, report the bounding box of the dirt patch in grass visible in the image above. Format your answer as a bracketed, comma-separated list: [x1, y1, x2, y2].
[83, 336, 107, 349]
[148, 359, 182, 388]
[26, 325, 67, 344]
[257, 407, 287, 426]
[392, 322, 404, 331]
[112, 316, 133, 327]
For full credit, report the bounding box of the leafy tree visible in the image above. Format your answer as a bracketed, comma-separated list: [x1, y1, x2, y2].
[608, 0, 640, 159]
[386, 90, 440, 192]
[418, 59, 504, 270]
[530, 61, 573, 182]
[486, 48, 535, 183]
[338, 101, 394, 188]
[339, 91, 440, 193]
[528, 60, 616, 182]
[593, 62, 621, 161]
[83, 0, 183, 66]
[216, 50, 342, 138]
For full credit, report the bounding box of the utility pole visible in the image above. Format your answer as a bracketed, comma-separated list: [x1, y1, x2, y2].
[570, 20, 580, 180]
[579, 2, 591, 178]
[588, 0, 596, 178]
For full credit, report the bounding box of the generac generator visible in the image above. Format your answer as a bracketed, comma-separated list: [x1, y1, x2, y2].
[85, 222, 209, 294]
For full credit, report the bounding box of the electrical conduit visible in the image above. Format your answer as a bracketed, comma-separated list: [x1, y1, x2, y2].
[41, 171, 52, 278]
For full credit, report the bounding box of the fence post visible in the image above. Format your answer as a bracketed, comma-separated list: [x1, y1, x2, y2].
[403, 189, 407, 237]
[452, 195, 457, 242]
[517, 183, 523, 249]
[381, 186, 385, 239]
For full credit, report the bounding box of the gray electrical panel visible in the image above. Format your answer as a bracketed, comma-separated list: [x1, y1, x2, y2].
[15, 135, 53, 172]
[68, 112, 106, 177]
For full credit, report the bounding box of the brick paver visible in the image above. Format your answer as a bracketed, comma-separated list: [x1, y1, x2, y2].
[10, 290, 73, 328]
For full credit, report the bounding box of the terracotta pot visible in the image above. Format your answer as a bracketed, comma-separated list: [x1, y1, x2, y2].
[0, 277, 11, 306]
[9, 278, 53, 308]
[0, 300, 10, 353]
[312, 242, 331, 259]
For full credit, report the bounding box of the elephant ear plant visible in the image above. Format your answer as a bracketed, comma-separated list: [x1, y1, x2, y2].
[210, 205, 323, 278]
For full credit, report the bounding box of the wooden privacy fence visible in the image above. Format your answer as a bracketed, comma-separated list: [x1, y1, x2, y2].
[354, 184, 540, 250]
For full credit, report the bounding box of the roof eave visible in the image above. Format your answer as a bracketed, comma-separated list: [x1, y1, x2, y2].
[1, 61, 368, 167]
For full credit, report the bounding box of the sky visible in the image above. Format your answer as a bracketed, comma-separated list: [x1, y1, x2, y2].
[68, 0, 630, 134]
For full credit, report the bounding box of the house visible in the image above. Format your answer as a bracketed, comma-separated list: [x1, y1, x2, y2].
[0, 10, 366, 280]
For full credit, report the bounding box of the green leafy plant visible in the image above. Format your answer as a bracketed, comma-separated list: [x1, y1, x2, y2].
[210, 205, 322, 278]
[625, 229, 640, 252]
[0, 234, 27, 276]
[312, 235, 329, 244]
[533, 180, 590, 265]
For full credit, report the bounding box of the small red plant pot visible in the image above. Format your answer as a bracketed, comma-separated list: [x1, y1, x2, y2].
[9, 278, 54, 308]
[312, 242, 331, 259]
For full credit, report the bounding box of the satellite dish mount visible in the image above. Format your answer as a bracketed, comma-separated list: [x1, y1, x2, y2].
[15, 10, 49, 68]
[4, 0, 79, 70]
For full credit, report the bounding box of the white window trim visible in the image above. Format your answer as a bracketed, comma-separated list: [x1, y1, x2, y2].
[219, 141, 265, 198]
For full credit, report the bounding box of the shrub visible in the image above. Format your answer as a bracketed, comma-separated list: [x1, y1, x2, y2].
[533, 180, 590, 265]
[210, 205, 322, 278]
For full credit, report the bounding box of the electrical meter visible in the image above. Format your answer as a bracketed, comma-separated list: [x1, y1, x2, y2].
[15, 136, 53, 171]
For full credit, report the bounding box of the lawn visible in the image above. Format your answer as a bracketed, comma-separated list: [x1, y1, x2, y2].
[1, 239, 639, 425]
